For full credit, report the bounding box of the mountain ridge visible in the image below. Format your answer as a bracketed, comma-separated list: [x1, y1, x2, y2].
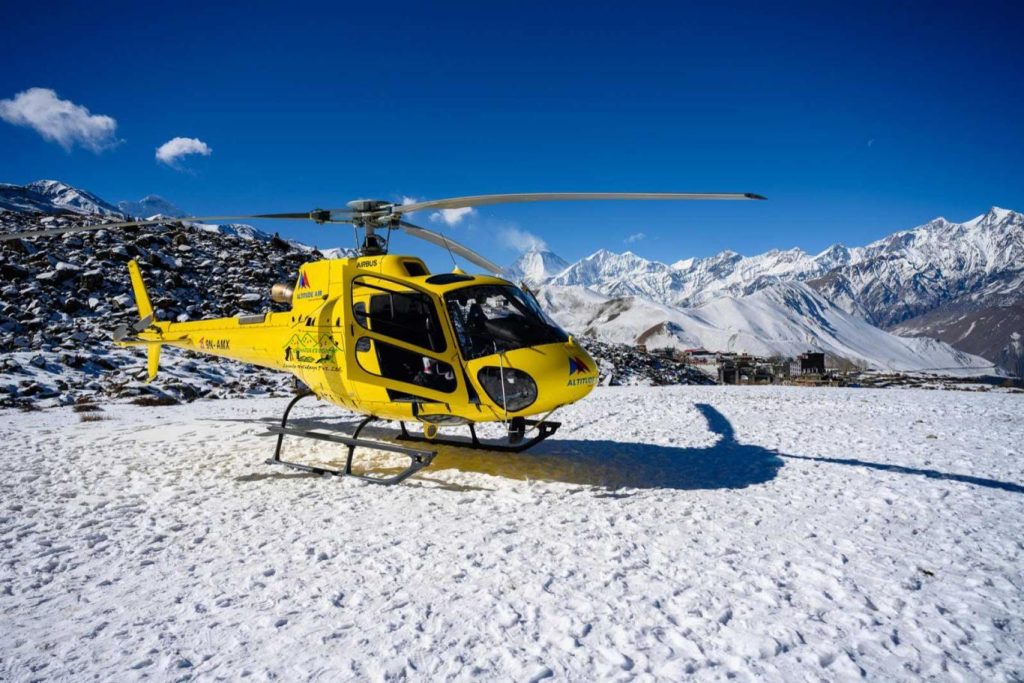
[529, 207, 1022, 373]
[1, 179, 1015, 375]
[117, 194, 186, 219]
[0, 180, 124, 217]
[533, 281, 995, 375]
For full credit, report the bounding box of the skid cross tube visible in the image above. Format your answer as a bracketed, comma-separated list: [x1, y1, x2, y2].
[267, 392, 435, 485]
[397, 418, 561, 453]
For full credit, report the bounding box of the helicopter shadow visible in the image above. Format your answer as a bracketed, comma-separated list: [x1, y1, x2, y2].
[357, 403, 1024, 494]
[230, 404, 1024, 494]
[347, 403, 786, 491]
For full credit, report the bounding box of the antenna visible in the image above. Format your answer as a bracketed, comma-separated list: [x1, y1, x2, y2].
[439, 232, 458, 270]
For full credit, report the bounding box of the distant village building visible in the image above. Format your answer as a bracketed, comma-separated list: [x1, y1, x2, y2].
[714, 352, 795, 385]
[800, 352, 826, 375]
[685, 348, 717, 365]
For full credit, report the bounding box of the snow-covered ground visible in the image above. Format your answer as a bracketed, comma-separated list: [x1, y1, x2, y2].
[2, 386, 1022, 680]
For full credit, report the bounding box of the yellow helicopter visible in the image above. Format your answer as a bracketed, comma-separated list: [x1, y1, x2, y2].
[4, 192, 764, 484]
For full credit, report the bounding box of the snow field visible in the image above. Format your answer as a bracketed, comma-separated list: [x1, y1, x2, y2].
[1, 386, 1022, 680]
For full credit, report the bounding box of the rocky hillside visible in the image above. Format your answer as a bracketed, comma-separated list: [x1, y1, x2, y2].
[0, 204, 700, 407]
[0, 211, 314, 407]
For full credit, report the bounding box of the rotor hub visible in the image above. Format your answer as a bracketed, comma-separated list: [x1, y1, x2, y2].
[346, 198, 392, 213]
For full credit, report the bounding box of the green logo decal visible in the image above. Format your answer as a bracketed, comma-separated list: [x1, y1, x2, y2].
[284, 333, 340, 365]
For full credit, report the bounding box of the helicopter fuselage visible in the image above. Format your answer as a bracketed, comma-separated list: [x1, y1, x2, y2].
[126, 254, 599, 428]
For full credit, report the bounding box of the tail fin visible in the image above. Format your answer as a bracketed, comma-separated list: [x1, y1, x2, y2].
[126, 259, 160, 382]
[127, 259, 154, 325]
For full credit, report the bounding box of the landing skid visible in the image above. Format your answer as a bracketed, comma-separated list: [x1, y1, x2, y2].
[265, 392, 435, 485]
[397, 418, 561, 453]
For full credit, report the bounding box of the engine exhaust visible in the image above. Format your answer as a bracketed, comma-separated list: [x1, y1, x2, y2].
[271, 283, 294, 303]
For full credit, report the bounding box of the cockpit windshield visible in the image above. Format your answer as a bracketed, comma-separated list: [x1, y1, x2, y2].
[444, 285, 569, 360]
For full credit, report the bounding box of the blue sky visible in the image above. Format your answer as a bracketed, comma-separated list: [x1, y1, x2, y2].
[2, 1, 1022, 270]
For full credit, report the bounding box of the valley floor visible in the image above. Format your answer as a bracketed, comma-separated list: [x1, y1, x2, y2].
[1, 386, 1022, 680]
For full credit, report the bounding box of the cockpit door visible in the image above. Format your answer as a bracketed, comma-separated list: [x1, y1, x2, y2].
[340, 262, 467, 406]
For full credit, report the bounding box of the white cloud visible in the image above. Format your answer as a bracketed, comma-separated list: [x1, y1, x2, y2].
[156, 137, 212, 168]
[624, 232, 646, 244]
[429, 207, 476, 226]
[399, 196, 421, 216]
[500, 226, 548, 253]
[0, 87, 118, 152]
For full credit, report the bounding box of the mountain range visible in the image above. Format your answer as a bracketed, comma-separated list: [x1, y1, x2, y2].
[0, 180, 124, 217]
[514, 207, 1023, 375]
[1, 180, 1018, 376]
[0, 180, 196, 223]
[117, 195, 187, 219]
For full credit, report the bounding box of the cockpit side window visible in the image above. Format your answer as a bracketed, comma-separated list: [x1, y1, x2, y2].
[368, 292, 445, 352]
[352, 275, 447, 354]
[349, 274, 456, 394]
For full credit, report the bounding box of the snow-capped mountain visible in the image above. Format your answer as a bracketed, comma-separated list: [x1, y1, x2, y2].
[117, 194, 186, 219]
[809, 208, 1024, 326]
[535, 208, 1023, 373]
[0, 180, 124, 217]
[0, 180, 311, 249]
[891, 302, 1024, 376]
[191, 222, 276, 242]
[547, 208, 1022, 314]
[2, 179, 1014, 380]
[506, 249, 570, 286]
[535, 282, 994, 375]
[550, 247, 829, 307]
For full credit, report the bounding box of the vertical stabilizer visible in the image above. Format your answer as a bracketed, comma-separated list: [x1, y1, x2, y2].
[126, 259, 160, 382]
[127, 259, 154, 322]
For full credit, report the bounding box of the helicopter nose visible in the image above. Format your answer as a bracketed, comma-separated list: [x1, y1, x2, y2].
[565, 343, 598, 388]
[474, 340, 599, 416]
[539, 340, 599, 408]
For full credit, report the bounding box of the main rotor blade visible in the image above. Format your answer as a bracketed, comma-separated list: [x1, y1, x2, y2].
[0, 210, 352, 242]
[395, 192, 765, 214]
[398, 221, 505, 275]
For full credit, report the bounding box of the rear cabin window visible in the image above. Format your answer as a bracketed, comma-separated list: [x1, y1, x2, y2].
[354, 289, 446, 354]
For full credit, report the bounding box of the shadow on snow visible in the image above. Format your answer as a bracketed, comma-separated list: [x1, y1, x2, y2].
[236, 403, 1024, 493]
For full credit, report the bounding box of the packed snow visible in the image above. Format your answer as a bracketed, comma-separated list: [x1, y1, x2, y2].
[2, 386, 1022, 680]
